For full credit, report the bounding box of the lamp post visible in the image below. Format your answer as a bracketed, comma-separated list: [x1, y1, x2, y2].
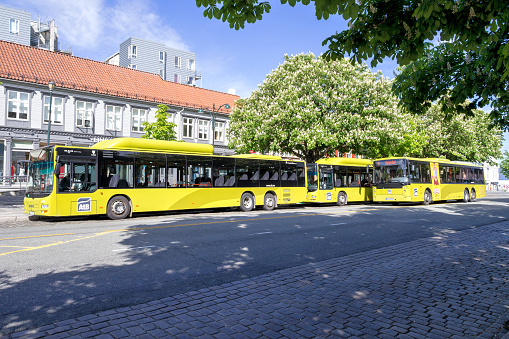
[46, 81, 56, 147]
[199, 103, 230, 147]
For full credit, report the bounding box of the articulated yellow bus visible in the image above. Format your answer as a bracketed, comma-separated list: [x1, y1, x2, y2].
[24, 138, 307, 219]
[306, 158, 373, 205]
[372, 157, 486, 205]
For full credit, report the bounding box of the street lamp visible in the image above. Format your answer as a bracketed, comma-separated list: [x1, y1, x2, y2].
[198, 103, 231, 147]
[46, 81, 56, 147]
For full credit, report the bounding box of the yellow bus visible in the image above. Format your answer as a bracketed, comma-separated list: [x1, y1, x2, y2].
[306, 158, 373, 206]
[372, 157, 486, 205]
[24, 138, 307, 219]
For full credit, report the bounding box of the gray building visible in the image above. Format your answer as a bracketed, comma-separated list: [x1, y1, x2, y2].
[105, 37, 201, 86]
[0, 40, 238, 181]
[0, 4, 71, 54]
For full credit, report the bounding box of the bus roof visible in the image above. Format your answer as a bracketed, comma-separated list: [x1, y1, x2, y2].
[231, 154, 283, 160]
[316, 157, 373, 166]
[91, 138, 214, 155]
[374, 157, 483, 167]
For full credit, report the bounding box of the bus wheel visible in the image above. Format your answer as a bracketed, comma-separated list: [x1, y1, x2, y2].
[107, 195, 131, 219]
[240, 193, 255, 212]
[463, 189, 470, 203]
[337, 192, 347, 206]
[469, 189, 476, 202]
[263, 193, 276, 211]
[423, 189, 432, 206]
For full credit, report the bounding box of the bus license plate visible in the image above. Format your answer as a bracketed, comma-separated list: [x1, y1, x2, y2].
[386, 198, 394, 200]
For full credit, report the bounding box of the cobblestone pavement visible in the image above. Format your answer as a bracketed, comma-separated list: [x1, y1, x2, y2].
[5, 221, 509, 339]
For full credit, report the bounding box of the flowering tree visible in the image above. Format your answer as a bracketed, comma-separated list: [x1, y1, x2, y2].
[196, 0, 509, 130]
[408, 104, 503, 164]
[227, 53, 417, 163]
[500, 151, 509, 179]
[141, 104, 177, 141]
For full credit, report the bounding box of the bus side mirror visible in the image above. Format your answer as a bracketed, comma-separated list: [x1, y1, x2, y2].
[54, 163, 62, 176]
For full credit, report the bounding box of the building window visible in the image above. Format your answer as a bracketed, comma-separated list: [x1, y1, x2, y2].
[9, 19, 19, 34]
[159, 51, 165, 63]
[129, 64, 137, 70]
[129, 45, 137, 58]
[174, 74, 181, 83]
[187, 59, 195, 70]
[186, 76, 194, 85]
[182, 117, 193, 138]
[214, 122, 225, 142]
[7, 90, 29, 120]
[76, 101, 94, 128]
[198, 120, 209, 140]
[106, 105, 122, 131]
[132, 108, 147, 132]
[159, 69, 165, 79]
[175, 56, 181, 68]
[43, 96, 63, 124]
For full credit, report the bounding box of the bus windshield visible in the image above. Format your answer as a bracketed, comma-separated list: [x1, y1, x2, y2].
[26, 148, 54, 198]
[373, 159, 409, 185]
[306, 163, 318, 192]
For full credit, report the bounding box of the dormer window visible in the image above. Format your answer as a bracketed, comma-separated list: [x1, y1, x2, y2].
[129, 45, 137, 58]
[9, 19, 19, 34]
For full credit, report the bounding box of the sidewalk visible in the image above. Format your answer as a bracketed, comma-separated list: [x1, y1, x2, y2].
[5, 221, 509, 338]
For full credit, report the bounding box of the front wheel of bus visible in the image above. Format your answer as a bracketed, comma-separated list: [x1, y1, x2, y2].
[263, 193, 276, 211]
[423, 189, 432, 206]
[107, 195, 131, 219]
[240, 193, 255, 212]
[463, 189, 470, 203]
[469, 189, 476, 202]
[337, 192, 347, 206]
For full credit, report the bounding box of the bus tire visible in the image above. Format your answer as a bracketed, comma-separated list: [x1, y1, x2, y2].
[463, 189, 470, 203]
[263, 193, 276, 211]
[423, 189, 432, 206]
[337, 192, 347, 206]
[240, 193, 255, 212]
[469, 189, 476, 202]
[107, 195, 131, 219]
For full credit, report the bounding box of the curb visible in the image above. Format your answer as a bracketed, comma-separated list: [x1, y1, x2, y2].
[0, 190, 25, 196]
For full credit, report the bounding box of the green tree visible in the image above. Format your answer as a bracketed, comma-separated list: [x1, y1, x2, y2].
[196, 0, 509, 129]
[227, 53, 417, 163]
[408, 104, 503, 164]
[500, 151, 509, 179]
[141, 104, 177, 141]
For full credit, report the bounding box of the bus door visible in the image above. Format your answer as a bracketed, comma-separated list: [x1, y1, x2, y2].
[319, 166, 334, 202]
[431, 162, 441, 201]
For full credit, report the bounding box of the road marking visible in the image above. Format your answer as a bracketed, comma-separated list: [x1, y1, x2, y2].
[330, 223, 347, 225]
[0, 233, 75, 241]
[251, 232, 273, 235]
[112, 246, 155, 252]
[0, 204, 434, 257]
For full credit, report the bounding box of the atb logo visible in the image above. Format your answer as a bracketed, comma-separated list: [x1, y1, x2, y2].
[77, 197, 91, 212]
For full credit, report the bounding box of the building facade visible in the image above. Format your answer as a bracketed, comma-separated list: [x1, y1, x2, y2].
[0, 5, 70, 54]
[0, 40, 238, 179]
[105, 37, 201, 86]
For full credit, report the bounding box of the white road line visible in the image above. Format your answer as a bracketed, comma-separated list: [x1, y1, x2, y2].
[251, 232, 273, 235]
[330, 223, 347, 225]
[113, 246, 155, 252]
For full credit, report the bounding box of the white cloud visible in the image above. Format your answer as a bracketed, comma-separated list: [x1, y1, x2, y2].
[15, 0, 189, 58]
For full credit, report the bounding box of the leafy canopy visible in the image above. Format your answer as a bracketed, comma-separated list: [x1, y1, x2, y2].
[141, 104, 177, 141]
[227, 53, 417, 163]
[196, 0, 509, 129]
[500, 151, 509, 179]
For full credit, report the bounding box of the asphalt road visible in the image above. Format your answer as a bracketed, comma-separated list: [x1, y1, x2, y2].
[1, 192, 509, 334]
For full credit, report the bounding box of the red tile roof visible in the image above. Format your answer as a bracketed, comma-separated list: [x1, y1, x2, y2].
[0, 40, 239, 113]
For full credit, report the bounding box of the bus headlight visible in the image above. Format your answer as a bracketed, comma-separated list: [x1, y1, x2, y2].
[41, 204, 49, 209]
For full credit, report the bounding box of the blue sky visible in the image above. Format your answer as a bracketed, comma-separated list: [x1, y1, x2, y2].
[6, 0, 508, 152]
